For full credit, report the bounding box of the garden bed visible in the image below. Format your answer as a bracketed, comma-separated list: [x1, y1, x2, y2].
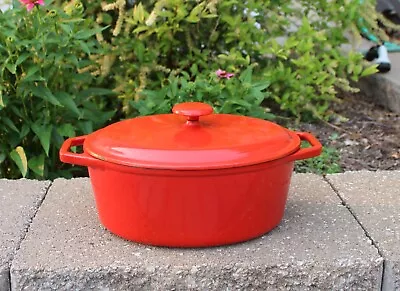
[289, 92, 400, 172]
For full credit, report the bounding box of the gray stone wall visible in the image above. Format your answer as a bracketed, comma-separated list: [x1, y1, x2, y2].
[1, 172, 399, 290]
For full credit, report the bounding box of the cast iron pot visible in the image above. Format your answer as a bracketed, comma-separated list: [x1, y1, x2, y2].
[60, 102, 322, 247]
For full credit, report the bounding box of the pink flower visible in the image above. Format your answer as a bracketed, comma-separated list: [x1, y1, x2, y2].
[19, 0, 44, 11]
[215, 69, 235, 79]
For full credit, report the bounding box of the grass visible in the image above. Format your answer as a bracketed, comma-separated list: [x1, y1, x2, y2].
[294, 142, 342, 174]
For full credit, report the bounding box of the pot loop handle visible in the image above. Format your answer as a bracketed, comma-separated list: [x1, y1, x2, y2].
[59, 136, 102, 168]
[172, 102, 213, 124]
[287, 132, 323, 161]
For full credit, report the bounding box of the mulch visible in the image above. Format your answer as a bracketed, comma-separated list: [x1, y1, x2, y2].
[285, 92, 400, 172]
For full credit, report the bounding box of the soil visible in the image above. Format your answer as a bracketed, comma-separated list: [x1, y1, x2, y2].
[285, 93, 400, 172]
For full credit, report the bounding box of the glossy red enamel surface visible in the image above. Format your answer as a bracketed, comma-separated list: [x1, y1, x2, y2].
[84, 102, 301, 170]
[87, 160, 294, 247]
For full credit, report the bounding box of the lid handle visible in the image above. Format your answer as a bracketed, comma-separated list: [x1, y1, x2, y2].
[172, 102, 213, 122]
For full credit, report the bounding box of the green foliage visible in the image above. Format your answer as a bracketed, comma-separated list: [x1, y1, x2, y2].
[0, 4, 115, 179]
[133, 66, 273, 119]
[295, 144, 342, 174]
[89, 0, 377, 120]
[0, 0, 382, 179]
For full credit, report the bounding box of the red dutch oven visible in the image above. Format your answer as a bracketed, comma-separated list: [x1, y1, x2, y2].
[60, 102, 322, 247]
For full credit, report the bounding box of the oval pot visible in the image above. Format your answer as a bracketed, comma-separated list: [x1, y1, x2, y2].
[60, 132, 321, 247]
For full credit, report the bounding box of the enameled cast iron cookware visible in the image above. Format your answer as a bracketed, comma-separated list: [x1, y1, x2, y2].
[60, 102, 322, 247]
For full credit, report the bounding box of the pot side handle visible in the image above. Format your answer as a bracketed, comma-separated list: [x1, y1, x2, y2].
[60, 136, 102, 168]
[287, 132, 323, 161]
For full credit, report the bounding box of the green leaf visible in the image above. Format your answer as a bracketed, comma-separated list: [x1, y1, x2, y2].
[315, 74, 329, 85]
[65, 54, 79, 67]
[186, 3, 205, 23]
[28, 154, 45, 177]
[353, 64, 363, 76]
[251, 81, 270, 91]
[74, 27, 104, 40]
[2, 117, 19, 133]
[361, 65, 378, 77]
[54, 92, 81, 116]
[133, 25, 149, 34]
[57, 123, 75, 137]
[24, 74, 46, 82]
[78, 120, 93, 134]
[10, 106, 23, 118]
[202, 14, 218, 19]
[31, 123, 53, 156]
[133, 2, 146, 23]
[135, 42, 145, 63]
[20, 124, 30, 139]
[5, 63, 16, 74]
[228, 99, 252, 107]
[22, 65, 44, 82]
[31, 85, 61, 106]
[0, 91, 5, 108]
[10, 146, 28, 177]
[82, 108, 115, 125]
[59, 23, 73, 34]
[78, 40, 91, 55]
[0, 153, 6, 164]
[190, 64, 198, 75]
[170, 78, 178, 97]
[239, 66, 253, 83]
[70, 72, 91, 82]
[186, 15, 200, 23]
[16, 53, 30, 66]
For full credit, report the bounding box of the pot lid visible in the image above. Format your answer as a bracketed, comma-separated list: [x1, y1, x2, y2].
[84, 102, 301, 170]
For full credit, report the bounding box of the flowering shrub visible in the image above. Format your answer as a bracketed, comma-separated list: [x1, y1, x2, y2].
[0, 3, 114, 179]
[0, 0, 383, 179]
[83, 0, 378, 120]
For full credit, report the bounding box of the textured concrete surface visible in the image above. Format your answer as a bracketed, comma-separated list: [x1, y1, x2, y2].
[0, 179, 50, 291]
[11, 175, 382, 290]
[327, 170, 400, 291]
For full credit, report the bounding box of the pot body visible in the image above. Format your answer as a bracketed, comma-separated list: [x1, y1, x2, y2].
[87, 160, 294, 247]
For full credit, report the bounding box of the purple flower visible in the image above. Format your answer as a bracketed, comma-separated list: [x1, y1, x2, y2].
[215, 69, 235, 79]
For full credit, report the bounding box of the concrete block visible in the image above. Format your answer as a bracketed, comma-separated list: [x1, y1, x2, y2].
[0, 179, 50, 291]
[358, 53, 400, 113]
[327, 170, 400, 291]
[11, 175, 382, 290]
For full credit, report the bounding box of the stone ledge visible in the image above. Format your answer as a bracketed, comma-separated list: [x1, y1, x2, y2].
[357, 52, 400, 113]
[9, 174, 382, 290]
[327, 171, 400, 291]
[0, 179, 50, 291]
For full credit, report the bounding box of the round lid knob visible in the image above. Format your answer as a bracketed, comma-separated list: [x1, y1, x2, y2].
[172, 102, 213, 122]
